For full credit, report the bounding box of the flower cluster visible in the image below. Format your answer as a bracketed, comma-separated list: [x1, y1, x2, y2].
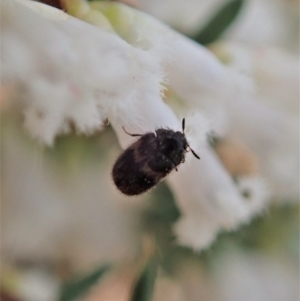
[1, 0, 298, 264]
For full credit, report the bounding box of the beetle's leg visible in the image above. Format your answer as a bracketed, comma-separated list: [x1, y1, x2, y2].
[122, 126, 143, 137]
[187, 144, 200, 159]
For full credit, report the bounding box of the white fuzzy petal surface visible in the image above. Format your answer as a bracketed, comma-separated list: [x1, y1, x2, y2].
[168, 123, 269, 250]
[1, 0, 174, 147]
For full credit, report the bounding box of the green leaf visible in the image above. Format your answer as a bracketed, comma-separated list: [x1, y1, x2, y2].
[131, 259, 158, 301]
[59, 265, 110, 301]
[193, 0, 245, 45]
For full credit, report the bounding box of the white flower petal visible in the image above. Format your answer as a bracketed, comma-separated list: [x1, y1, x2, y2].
[168, 141, 269, 250]
[226, 98, 299, 202]
[235, 175, 270, 221]
[213, 43, 300, 114]
[111, 98, 180, 150]
[23, 79, 72, 145]
[174, 214, 220, 250]
[2, 0, 174, 146]
[166, 32, 230, 103]
[1, 125, 142, 271]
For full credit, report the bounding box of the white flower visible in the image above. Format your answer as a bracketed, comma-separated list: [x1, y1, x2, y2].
[168, 144, 269, 250]
[225, 97, 299, 202]
[213, 42, 299, 114]
[87, 2, 271, 250]
[1, 0, 175, 146]
[1, 0, 272, 256]
[207, 42, 299, 202]
[160, 32, 299, 204]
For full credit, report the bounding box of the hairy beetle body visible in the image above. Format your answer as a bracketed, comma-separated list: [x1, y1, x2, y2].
[112, 119, 200, 196]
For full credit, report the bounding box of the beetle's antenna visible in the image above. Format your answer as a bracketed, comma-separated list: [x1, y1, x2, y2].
[187, 144, 200, 159]
[122, 127, 142, 137]
[182, 118, 200, 159]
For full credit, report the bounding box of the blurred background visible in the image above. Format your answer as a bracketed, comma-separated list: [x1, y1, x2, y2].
[1, 0, 299, 301]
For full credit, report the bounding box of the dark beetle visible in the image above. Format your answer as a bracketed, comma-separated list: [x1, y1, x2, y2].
[112, 118, 200, 196]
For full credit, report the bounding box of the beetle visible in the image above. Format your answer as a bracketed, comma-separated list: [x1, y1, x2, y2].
[112, 118, 200, 196]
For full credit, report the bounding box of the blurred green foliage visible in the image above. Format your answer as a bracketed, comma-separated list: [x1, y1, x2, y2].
[131, 259, 158, 301]
[45, 125, 119, 170]
[159, 204, 299, 274]
[59, 265, 110, 301]
[192, 0, 245, 45]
